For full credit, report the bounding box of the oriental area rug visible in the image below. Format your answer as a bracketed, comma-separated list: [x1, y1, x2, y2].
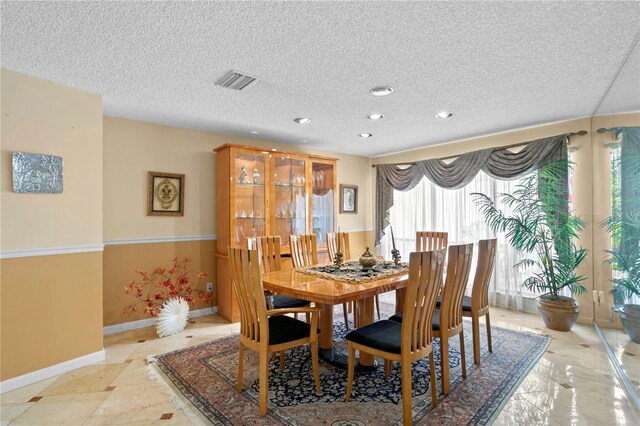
[148, 316, 550, 425]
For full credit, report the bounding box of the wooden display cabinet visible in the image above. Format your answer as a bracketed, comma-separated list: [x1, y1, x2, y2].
[214, 144, 337, 322]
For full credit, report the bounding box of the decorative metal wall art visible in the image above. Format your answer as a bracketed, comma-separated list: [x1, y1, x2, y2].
[147, 171, 185, 216]
[12, 152, 64, 193]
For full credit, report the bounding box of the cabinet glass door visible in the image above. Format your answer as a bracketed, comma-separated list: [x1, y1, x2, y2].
[232, 152, 266, 247]
[273, 157, 307, 249]
[311, 161, 335, 247]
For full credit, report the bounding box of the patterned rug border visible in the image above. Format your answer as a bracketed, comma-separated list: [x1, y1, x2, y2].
[147, 322, 551, 425]
[146, 360, 213, 425]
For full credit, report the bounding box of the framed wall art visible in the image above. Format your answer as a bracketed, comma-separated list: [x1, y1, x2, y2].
[147, 171, 185, 216]
[340, 184, 358, 214]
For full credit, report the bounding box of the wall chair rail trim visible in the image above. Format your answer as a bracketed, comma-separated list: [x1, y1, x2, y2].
[103, 235, 217, 246]
[0, 244, 105, 259]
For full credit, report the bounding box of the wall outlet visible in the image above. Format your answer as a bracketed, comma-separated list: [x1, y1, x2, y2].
[207, 282, 213, 292]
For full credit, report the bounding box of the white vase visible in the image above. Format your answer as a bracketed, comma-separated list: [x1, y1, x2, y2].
[156, 297, 190, 337]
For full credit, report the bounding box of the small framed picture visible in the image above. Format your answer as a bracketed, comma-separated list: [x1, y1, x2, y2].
[147, 171, 185, 216]
[340, 184, 358, 214]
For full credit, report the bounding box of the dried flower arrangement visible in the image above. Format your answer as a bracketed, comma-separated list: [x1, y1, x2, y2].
[124, 257, 211, 317]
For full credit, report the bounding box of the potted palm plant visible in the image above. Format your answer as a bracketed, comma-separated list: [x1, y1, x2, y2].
[473, 159, 588, 331]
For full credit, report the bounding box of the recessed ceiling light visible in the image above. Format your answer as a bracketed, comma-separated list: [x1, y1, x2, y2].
[271, 148, 277, 151]
[367, 113, 384, 120]
[359, 133, 373, 138]
[435, 111, 453, 119]
[250, 130, 259, 134]
[301, 139, 308, 143]
[370, 86, 393, 96]
[294, 117, 311, 124]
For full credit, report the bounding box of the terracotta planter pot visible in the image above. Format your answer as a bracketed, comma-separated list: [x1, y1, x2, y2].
[620, 304, 640, 344]
[537, 295, 579, 332]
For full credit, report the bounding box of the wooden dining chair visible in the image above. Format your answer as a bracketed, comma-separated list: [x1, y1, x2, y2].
[248, 236, 311, 312]
[289, 234, 319, 268]
[463, 238, 497, 364]
[415, 231, 448, 252]
[228, 247, 321, 416]
[345, 249, 446, 425]
[326, 232, 382, 329]
[249, 235, 311, 370]
[390, 243, 473, 395]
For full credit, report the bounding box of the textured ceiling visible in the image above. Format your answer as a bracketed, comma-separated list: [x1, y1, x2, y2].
[2, 1, 639, 157]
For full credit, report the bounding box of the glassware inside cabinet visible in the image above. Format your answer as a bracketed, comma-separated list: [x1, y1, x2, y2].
[274, 156, 307, 249]
[233, 152, 266, 247]
[311, 161, 335, 245]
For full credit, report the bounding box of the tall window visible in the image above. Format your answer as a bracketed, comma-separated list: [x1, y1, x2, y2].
[379, 171, 539, 313]
[610, 142, 640, 306]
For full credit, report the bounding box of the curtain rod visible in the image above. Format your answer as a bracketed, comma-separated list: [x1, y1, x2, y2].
[598, 127, 624, 133]
[370, 130, 588, 167]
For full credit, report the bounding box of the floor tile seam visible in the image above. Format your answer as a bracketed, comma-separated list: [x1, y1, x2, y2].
[81, 391, 118, 426]
[3, 402, 38, 426]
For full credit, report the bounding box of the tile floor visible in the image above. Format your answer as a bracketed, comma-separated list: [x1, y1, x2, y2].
[600, 325, 640, 396]
[1, 307, 638, 425]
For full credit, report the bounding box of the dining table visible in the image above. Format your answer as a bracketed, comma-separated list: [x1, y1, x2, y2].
[261, 265, 409, 368]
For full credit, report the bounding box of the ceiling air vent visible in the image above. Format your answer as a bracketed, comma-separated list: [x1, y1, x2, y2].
[215, 70, 256, 90]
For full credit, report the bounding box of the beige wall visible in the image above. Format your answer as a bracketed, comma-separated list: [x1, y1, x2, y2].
[1, 69, 103, 249]
[371, 118, 597, 323]
[0, 69, 103, 381]
[103, 117, 217, 240]
[1, 253, 103, 380]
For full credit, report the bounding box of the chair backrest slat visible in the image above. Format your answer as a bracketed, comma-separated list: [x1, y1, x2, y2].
[326, 232, 351, 261]
[228, 247, 268, 344]
[401, 249, 446, 353]
[248, 236, 282, 272]
[289, 234, 318, 268]
[471, 238, 497, 312]
[440, 243, 474, 332]
[416, 231, 448, 252]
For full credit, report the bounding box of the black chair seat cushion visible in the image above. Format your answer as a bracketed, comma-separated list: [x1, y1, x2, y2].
[435, 295, 472, 311]
[345, 320, 402, 354]
[271, 294, 310, 309]
[268, 315, 311, 345]
[389, 310, 441, 331]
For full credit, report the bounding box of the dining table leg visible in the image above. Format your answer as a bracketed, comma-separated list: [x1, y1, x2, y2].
[395, 288, 406, 313]
[356, 296, 375, 366]
[319, 303, 334, 350]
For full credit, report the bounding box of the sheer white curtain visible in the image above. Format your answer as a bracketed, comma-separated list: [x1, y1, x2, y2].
[312, 189, 334, 244]
[379, 170, 538, 313]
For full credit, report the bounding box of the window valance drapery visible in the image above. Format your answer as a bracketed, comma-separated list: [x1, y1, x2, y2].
[375, 134, 571, 245]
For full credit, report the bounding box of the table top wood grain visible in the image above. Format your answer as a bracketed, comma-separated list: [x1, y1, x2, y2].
[262, 267, 409, 305]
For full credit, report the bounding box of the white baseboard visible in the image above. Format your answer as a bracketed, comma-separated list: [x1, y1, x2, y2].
[103, 306, 218, 335]
[0, 349, 106, 394]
